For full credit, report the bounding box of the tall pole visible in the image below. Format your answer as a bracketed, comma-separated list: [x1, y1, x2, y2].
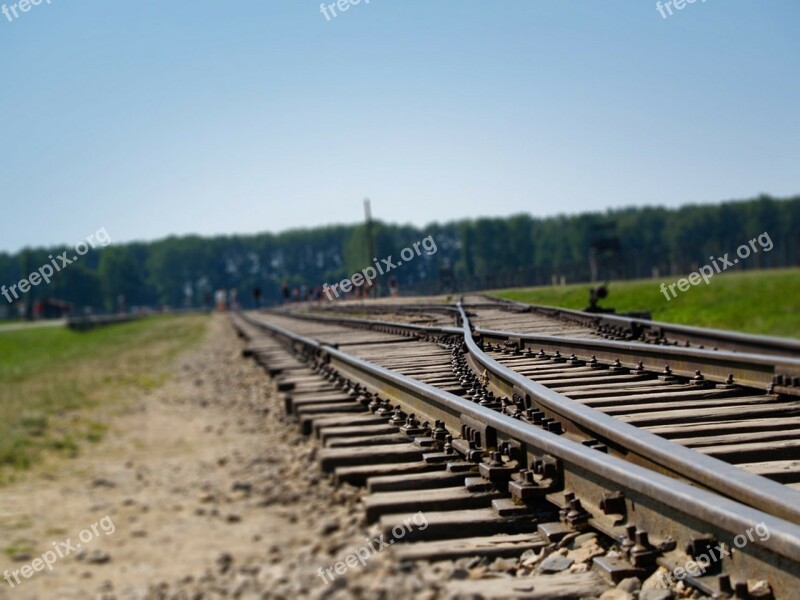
[364, 198, 376, 297]
[22, 250, 33, 321]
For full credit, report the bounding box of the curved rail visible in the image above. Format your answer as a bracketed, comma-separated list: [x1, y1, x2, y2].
[457, 303, 800, 525]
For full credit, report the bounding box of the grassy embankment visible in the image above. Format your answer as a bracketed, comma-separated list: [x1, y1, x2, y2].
[0, 315, 208, 482]
[492, 267, 800, 339]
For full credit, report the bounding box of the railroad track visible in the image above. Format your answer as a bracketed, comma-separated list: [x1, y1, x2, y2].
[271, 302, 800, 493]
[289, 301, 800, 488]
[231, 302, 800, 599]
[294, 295, 800, 355]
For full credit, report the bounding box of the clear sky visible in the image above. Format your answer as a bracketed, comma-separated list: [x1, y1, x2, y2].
[1, 1, 798, 252]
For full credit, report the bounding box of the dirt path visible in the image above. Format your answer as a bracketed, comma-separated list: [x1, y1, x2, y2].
[0, 320, 66, 334]
[0, 316, 344, 599]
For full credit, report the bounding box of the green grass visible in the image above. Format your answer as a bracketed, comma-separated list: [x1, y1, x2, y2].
[0, 315, 208, 479]
[492, 267, 800, 339]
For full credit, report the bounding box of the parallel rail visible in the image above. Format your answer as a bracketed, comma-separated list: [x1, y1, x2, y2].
[474, 326, 800, 396]
[481, 293, 800, 358]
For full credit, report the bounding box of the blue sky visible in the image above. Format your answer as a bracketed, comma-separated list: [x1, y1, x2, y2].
[1, 1, 798, 252]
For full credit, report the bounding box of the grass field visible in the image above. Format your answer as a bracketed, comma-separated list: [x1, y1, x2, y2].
[492, 267, 800, 339]
[0, 315, 208, 480]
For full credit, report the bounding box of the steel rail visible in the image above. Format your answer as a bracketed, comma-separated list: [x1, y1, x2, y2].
[480, 293, 800, 357]
[289, 303, 460, 317]
[264, 309, 463, 341]
[474, 325, 800, 393]
[457, 304, 800, 526]
[240, 311, 800, 598]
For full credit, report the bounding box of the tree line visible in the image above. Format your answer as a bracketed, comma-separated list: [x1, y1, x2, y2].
[1, 194, 798, 314]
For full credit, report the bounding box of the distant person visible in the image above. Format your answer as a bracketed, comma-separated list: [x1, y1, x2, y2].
[215, 289, 227, 312]
[281, 283, 290, 304]
[389, 277, 399, 297]
[292, 288, 300, 303]
[253, 286, 262, 308]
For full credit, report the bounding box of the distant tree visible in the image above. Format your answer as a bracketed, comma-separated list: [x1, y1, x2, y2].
[98, 246, 148, 311]
[1, 195, 797, 311]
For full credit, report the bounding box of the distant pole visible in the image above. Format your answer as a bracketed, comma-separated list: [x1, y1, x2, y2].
[364, 198, 376, 297]
[22, 250, 33, 321]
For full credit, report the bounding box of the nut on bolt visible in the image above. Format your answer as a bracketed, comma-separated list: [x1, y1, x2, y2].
[629, 530, 659, 568]
[562, 497, 590, 530]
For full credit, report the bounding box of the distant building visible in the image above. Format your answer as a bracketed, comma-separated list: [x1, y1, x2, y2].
[33, 298, 74, 319]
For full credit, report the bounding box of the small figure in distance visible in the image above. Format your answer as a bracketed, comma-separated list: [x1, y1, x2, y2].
[215, 289, 227, 312]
